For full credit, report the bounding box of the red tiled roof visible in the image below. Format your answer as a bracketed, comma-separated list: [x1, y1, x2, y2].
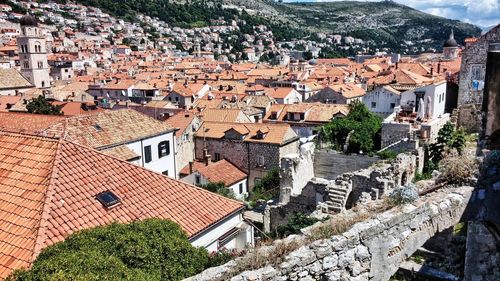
[165, 111, 197, 136]
[0, 112, 66, 134]
[197, 159, 247, 186]
[0, 132, 243, 279]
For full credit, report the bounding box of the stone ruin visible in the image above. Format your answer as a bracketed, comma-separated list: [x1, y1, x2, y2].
[264, 146, 424, 232]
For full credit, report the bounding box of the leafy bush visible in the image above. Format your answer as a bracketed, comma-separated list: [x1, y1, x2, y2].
[205, 249, 245, 269]
[273, 213, 319, 238]
[377, 149, 397, 160]
[413, 172, 432, 182]
[26, 96, 62, 115]
[249, 168, 281, 204]
[8, 219, 210, 281]
[438, 152, 478, 185]
[389, 183, 419, 205]
[203, 182, 236, 200]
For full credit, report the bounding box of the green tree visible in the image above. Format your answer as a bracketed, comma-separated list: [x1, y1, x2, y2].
[26, 96, 62, 115]
[8, 219, 209, 281]
[428, 122, 467, 168]
[319, 102, 382, 153]
[203, 182, 236, 200]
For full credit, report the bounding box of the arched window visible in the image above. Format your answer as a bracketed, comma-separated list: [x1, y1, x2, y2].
[41, 81, 45, 87]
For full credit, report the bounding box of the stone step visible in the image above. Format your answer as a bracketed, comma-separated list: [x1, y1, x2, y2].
[325, 200, 343, 207]
[328, 195, 346, 202]
[328, 190, 347, 197]
[329, 187, 348, 193]
[327, 198, 344, 205]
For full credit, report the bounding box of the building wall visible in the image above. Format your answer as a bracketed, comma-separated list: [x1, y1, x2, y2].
[363, 87, 400, 117]
[190, 211, 253, 252]
[381, 120, 412, 149]
[124, 131, 177, 178]
[400, 82, 447, 120]
[458, 25, 500, 105]
[175, 119, 201, 177]
[194, 137, 299, 188]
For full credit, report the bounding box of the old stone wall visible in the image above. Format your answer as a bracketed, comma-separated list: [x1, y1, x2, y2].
[381, 122, 412, 149]
[186, 186, 473, 281]
[456, 104, 482, 133]
[458, 24, 500, 106]
[279, 142, 316, 202]
[464, 222, 500, 281]
[314, 151, 381, 180]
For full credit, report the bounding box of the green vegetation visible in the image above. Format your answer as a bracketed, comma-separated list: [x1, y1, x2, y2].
[203, 182, 236, 200]
[377, 149, 397, 160]
[249, 168, 280, 206]
[427, 122, 467, 169]
[8, 219, 213, 281]
[272, 213, 319, 238]
[26, 96, 62, 115]
[319, 102, 382, 154]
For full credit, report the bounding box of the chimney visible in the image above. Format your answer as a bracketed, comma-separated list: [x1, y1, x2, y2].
[189, 161, 194, 174]
[437, 62, 441, 74]
[204, 154, 211, 166]
[430, 67, 434, 76]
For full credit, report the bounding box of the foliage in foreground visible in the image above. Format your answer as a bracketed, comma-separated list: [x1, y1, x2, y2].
[319, 102, 382, 154]
[8, 219, 210, 281]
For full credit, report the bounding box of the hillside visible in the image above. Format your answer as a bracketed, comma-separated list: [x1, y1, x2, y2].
[69, 0, 481, 50]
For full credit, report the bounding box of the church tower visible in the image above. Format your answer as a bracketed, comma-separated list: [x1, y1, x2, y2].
[443, 30, 459, 60]
[17, 15, 50, 89]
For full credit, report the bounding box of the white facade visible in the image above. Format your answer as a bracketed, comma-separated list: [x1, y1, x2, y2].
[400, 81, 447, 120]
[190, 211, 254, 252]
[363, 86, 401, 117]
[121, 131, 177, 178]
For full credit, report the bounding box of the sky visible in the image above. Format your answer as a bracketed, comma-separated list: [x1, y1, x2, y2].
[283, 0, 500, 29]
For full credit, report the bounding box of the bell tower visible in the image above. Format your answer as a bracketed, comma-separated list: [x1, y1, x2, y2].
[17, 15, 50, 89]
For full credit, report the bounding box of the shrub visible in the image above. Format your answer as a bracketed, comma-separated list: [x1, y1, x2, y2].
[377, 149, 397, 160]
[203, 182, 236, 200]
[438, 152, 478, 185]
[273, 213, 319, 238]
[389, 183, 419, 205]
[8, 219, 209, 281]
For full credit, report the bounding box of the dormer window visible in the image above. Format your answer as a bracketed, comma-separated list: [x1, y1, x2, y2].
[270, 112, 278, 120]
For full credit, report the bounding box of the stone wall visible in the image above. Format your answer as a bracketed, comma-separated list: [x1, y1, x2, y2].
[456, 104, 482, 133]
[381, 121, 412, 149]
[314, 151, 381, 180]
[279, 142, 316, 202]
[458, 24, 500, 106]
[464, 222, 500, 281]
[185, 186, 473, 281]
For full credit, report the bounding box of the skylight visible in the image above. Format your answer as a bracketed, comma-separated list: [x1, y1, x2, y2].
[93, 124, 103, 132]
[96, 191, 120, 208]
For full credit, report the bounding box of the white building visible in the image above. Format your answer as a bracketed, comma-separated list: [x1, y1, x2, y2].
[363, 85, 401, 117]
[400, 81, 447, 120]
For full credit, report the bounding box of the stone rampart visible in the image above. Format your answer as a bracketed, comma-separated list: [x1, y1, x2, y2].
[186, 186, 473, 281]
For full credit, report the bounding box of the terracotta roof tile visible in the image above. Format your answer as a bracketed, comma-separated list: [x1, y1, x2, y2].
[0, 132, 243, 279]
[197, 160, 247, 186]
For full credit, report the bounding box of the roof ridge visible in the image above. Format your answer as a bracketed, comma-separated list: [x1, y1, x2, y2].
[31, 137, 64, 262]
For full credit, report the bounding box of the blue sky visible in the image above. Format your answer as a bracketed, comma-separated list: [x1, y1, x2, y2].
[282, 0, 500, 28]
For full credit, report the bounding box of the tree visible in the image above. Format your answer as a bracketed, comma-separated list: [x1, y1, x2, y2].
[8, 219, 210, 281]
[203, 182, 236, 200]
[428, 122, 467, 168]
[26, 96, 62, 115]
[319, 102, 382, 154]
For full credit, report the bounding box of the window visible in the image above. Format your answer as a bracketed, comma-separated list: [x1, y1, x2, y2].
[270, 112, 277, 120]
[257, 155, 265, 166]
[182, 133, 189, 141]
[158, 141, 170, 158]
[162, 170, 168, 176]
[471, 65, 482, 81]
[23, 61, 29, 68]
[93, 124, 103, 132]
[371, 102, 376, 108]
[195, 174, 201, 185]
[96, 191, 120, 208]
[214, 152, 221, 161]
[239, 183, 243, 194]
[37, 61, 43, 69]
[390, 103, 396, 109]
[175, 97, 179, 102]
[144, 145, 152, 163]
[168, 97, 172, 101]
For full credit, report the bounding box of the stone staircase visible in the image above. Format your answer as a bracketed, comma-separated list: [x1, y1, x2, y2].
[325, 183, 350, 213]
